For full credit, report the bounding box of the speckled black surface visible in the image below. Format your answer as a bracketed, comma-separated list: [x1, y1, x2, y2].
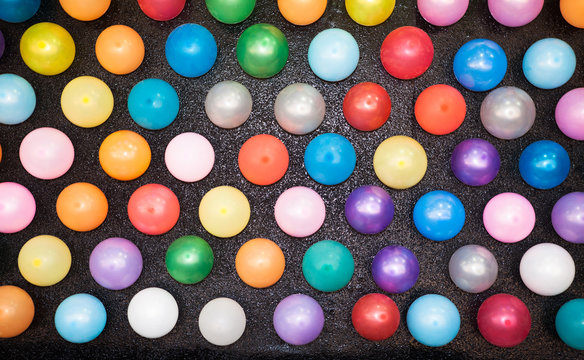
[0, 1, 583, 359]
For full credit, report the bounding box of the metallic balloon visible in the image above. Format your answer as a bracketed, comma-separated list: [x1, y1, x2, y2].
[205, 81, 252, 129]
[552, 192, 584, 244]
[274, 83, 325, 135]
[273, 293, 324, 345]
[480, 86, 535, 140]
[371, 245, 419, 293]
[450, 138, 500, 186]
[345, 185, 394, 234]
[449, 245, 498, 293]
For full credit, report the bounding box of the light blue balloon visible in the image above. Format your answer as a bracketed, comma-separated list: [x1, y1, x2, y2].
[128, 78, 179, 130]
[308, 29, 359, 82]
[523, 38, 576, 89]
[54, 294, 107, 344]
[304, 133, 356, 185]
[0, 74, 36, 125]
[519, 140, 570, 190]
[165, 24, 217, 78]
[407, 294, 460, 347]
[0, 0, 40, 23]
[413, 190, 465, 241]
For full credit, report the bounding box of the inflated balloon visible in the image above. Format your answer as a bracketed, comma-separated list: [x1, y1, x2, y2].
[556, 299, 584, 350]
[449, 245, 498, 293]
[278, 0, 327, 25]
[199, 186, 250, 238]
[304, 133, 356, 185]
[0, 74, 36, 125]
[451, 138, 500, 186]
[20, 22, 75, 76]
[60, 0, 110, 21]
[453, 39, 507, 91]
[274, 186, 326, 238]
[308, 28, 359, 82]
[236, 238, 285, 288]
[90, 237, 143, 290]
[519, 140, 570, 190]
[346, 0, 395, 26]
[555, 88, 584, 140]
[523, 38, 576, 89]
[488, 0, 543, 27]
[138, 0, 185, 21]
[415, 84, 466, 135]
[372, 245, 419, 294]
[128, 184, 180, 235]
[552, 192, 584, 244]
[483, 193, 535, 243]
[56, 183, 108, 232]
[54, 294, 106, 343]
[414, 191, 465, 241]
[0, 0, 40, 23]
[373, 136, 427, 189]
[237, 24, 288, 78]
[380, 26, 434, 80]
[127, 287, 178, 339]
[560, 0, 584, 28]
[343, 82, 391, 131]
[20, 127, 74, 180]
[0, 182, 35, 234]
[95, 25, 144, 75]
[238, 134, 289, 185]
[480, 87, 535, 140]
[206, 0, 255, 24]
[273, 294, 324, 345]
[352, 293, 399, 341]
[165, 132, 215, 182]
[407, 294, 460, 347]
[477, 294, 531, 347]
[520, 243, 575, 296]
[166, 235, 213, 284]
[302, 240, 354, 292]
[0, 285, 34, 338]
[128, 78, 179, 130]
[345, 185, 394, 234]
[99, 130, 151, 181]
[166, 24, 217, 77]
[61, 76, 113, 128]
[275, 83, 325, 135]
[199, 298, 246, 346]
[417, 0, 468, 26]
[18, 235, 71, 286]
[205, 81, 252, 129]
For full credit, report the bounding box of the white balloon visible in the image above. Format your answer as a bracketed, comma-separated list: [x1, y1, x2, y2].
[127, 287, 179, 338]
[198, 297, 246, 346]
[519, 243, 575, 296]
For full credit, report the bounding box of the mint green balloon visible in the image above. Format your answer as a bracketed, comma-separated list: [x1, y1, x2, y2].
[205, 0, 255, 24]
[166, 235, 214, 284]
[556, 298, 584, 350]
[302, 240, 354, 292]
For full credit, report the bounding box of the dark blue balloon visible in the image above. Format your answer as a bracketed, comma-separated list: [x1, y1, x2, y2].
[0, 0, 40, 23]
[453, 39, 507, 92]
[128, 78, 179, 130]
[304, 133, 356, 185]
[345, 185, 394, 234]
[519, 140, 570, 190]
[165, 24, 217, 78]
[414, 190, 465, 241]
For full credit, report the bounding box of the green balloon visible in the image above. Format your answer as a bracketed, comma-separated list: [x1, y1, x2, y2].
[205, 0, 255, 24]
[166, 235, 214, 284]
[302, 240, 354, 292]
[236, 23, 289, 78]
[556, 298, 584, 350]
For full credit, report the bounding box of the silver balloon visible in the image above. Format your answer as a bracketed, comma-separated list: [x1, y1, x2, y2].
[274, 83, 325, 135]
[449, 244, 498, 293]
[205, 81, 252, 129]
[480, 86, 535, 140]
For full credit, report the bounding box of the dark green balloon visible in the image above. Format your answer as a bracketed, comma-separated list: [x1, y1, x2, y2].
[205, 0, 255, 24]
[236, 24, 289, 78]
[166, 235, 214, 284]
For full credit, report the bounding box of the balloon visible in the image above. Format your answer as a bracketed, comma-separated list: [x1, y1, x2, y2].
[0, 73, 36, 125]
[61, 76, 113, 128]
[520, 243, 575, 296]
[488, 0, 543, 27]
[235, 238, 285, 288]
[450, 138, 500, 186]
[477, 294, 531, 347]
[407, 294, 460, 347]
[343, 82, 391, 132]
[0, 182, 36, 234]
[60, 0, 110, 21]
[54, 294, 106, 343]
[99, 130, 151, 181]
[206, 0, 255, 24]
[238, 134, 289, 185]
[199, 298, 246, 346]
[523, 38, 576, 89]
[0, 285, 34, 338]
[278, 0, 327, 25]
[236, 24, 288, 78]
[20, 22, 75, 76]
[128, 184, 180, 235]
[166, 235, 213, 284]
[273, 294, 324, 345]
[128, 78, 179, 130]
[308, 28, 359, 82]
[417, 0, 468, 26]
[138, 0, 185, 21]
[199, 186, 250, 238]
[453, 39, 507, 91]
[0, 0, 40, 22]
[372, 245, 419, 293]
[56, 182, 108, 232]
[19, 127, 74, 180]
[352, 293, 399, 341]
[165, 133, 215, 182]
[414, 190, 465, 241]
[483, 193, 535, 243]
[480, 87, 535, 140]
[96, 25, 144, 75]
[205, 81, 252, 129]
[415, 84, 465, 135]
[552, 192, 584, 244]
[449, 245, 498, 293]
[380, 26, 434, 80]
[18, 235, 71, 286]
[274, 186, 326, 238]
[89, 237, 143, 290]
[302, 240, 354, 292]
[304, 133, 356, 185]
[560, 0, 584, 28]
[555, 88, 584, 140]
[275, 83, 325, 135]
[373, 136, 427, 189]
[346, 0, 395, 26]
[519, 140, 570, 190]
[345, 185, 394, 234]
[127, 287, 178, 339]
[165, 24, 217, 77]
[556, 299, 584, 350]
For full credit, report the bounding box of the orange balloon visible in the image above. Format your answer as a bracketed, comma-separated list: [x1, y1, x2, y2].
[99, 130, 151, 181]
[278, 0, 327, 25]
[0, 285, 34, 338]
[95, 25, 145, 75]
[56, 182, 108, 232]
[60, 0, 111, 21]
[560, 0, 584, 28]
[414, 84, 466, 135]
[235, 238, 285, 288]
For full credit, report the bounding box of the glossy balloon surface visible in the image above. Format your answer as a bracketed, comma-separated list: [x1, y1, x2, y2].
[0, 182, 36, 234]
[345, 185, 394, 234]
[477, 294, 531, 347]
[417, 0, 468, 26]
[19, 127, 74, 180]
[54, 294, 106, 343]
[205, 81, 252, 129]
[236, 238, 285, 288]
[519, 140, 570, 190]
[128, 184, 180, 235]
[166, 24, 217, 77]
[449, 245, 498, 293]
[18, 235, 71, 286]
[346, 0, 395, 26]
[450, 138, 500, 186]
[488, 0, 543, 27]
[523, 38, 576, 89]
[273, 294, 324, 345]
[372, 245, 419, 294]
[555, 88, 584, 140]
[520, 243, 575, 296]
[166, 235, 213, 284]
[352, 293, 399, 341]
[556, 299, 584, 350]
[407, 294, 460, 347]
[20, 22, 75, 76]
[90, 237, 143, 290]
[343, 82, 391, 131]
[304, 133, 356, 185]
[60, 0, 110, 21]
[0, 285, 34, 338]
[278, 0, 327, 25]
[99, 130, 151, 181]
[302, 240, 354, 292]
[138, 0, 185, 21]
[414, 191, 465, 241]
[0, 74, 36, 125]
[95, 25, 144, 75]
[552, 192, 584, 244]
[236, 24, 288, 78]
[56, 182, 108, 232]
[560, 0, 584, 28]
[308, 28, 359, 82]
[373, 135, 427, 189]
[453, 39, 507, 91]
[480, 87, 535, 140]
[61, 76, 113, 128]
[206, 0, 255, 24]
[275, 83, 325, 135]
[483, 193, 535, 243]
[380, 26, 433, 80]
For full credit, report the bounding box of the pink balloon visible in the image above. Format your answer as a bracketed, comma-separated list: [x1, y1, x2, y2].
[19, 127, 74, 180]
[488, 0, 543, 27]
[417, 0, 469, 26]
[483, 193, 535, 243]
[556, 88, 584, 140]
[165, 132, 215, 182]
[0, 182, 36, 233]
[275, 187, 325, 238]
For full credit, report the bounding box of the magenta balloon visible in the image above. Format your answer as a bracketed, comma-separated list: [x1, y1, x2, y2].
[556, 88, 584, 140]
[552, 192, 584, 244]
[89, 237, 143, 290]
[488, 0, 543, 27]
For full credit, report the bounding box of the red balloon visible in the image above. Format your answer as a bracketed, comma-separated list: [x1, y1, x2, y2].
[380, 26, 434, 80]
[352, 293, 400, 341]
[137, 0, 186, 21]
[128, 184, 180, 235]
[343, 82, 391, 132]
[477, 294, 531, 348]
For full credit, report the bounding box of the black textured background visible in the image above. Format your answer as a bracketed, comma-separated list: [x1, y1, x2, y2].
[0, 1, 583, 359]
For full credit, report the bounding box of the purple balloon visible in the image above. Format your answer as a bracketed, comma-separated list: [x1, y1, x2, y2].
[345, 185, 394, 234]
[273, 294, 324, 345]
[552, 192, 584, 244]
[89, 237, 143, 290]
[451, 138, 500, 186]
[0, 30, 4, 59]
[372, 245, 419, 293]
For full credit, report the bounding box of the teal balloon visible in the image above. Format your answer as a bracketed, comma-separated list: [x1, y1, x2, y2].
[236, 24, 289, 78]
[556, 298, 584, 350]
[165, 235, 214, 284]
[205, 0, 255, 24]
[302, 240, 354, 292]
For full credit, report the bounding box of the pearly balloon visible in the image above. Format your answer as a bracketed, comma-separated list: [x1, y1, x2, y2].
[205, 81, 252, 129]
[450, 138, 500, 186]
[199, 297, 246, 346]
[552, 192, 584, 244]
[449, 245, 498, 293]
[520, 243, 575, 296]
[555, 88, 584, 140]
[274, 83, 325, 135]
[417, 0, 469, 26]
[273, 294, 324, 345]
[488, 0, 543, 27]
[480, 87, 535, 140]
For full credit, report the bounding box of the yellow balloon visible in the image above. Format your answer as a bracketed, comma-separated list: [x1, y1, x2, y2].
[18, 235, 71, 287]
[346, 0, 395, 26]
[61, 76, 113, 128]
[20, 22, 75, 76]
[373, 135, 427, 189]
[199, 186, 251, 238]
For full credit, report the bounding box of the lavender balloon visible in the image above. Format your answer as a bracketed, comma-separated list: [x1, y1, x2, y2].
[552, 192, 584, 244]
[0, 30, 4, 59]
[273, 294, 324, 345]
[556, 88, 584, 140]
[89, 237, 143, 290]
[345, 185, 394, 234]
[451, 138, 500, 186]
[372, 245, 419, 293]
